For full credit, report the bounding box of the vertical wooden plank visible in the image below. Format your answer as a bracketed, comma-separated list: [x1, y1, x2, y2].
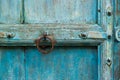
[24, 0, 97, 24]
[98, 45, 102, 80]
[100, 0, 114, 80]
[114, 0, 117, 26]
[0, 0, 22, 23]
[114, 0, 120, 80]
[20, 0, 25, 23]
[0, 47, 25, 80]
[98, 0, 101, 25]
[100, 0, 107, 30]
[114, 42, 120, 80]
[100, 41, 113, 80]
[115, 0, 120, 26]
[24, 47, 98, 80]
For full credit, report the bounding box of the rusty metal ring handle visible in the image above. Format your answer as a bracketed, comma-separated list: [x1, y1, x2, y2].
[36, 35, 55, 54]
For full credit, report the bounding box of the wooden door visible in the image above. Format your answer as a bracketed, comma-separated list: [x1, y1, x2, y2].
[0, 0, 114, 80]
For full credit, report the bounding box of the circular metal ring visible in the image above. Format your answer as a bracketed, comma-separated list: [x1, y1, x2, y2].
[36, 35, 55, 54]
[116, 29, 120, 41]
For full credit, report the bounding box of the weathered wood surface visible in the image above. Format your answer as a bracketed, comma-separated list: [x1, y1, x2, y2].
[0, 0, 115, 80]
[0, 47, 25, 80]
[100, 0, 114, 80]
[115, 0, 120, 26]
[0, 0, 22, 23]
[114, 0, 120, 80]
[24, 47, 98, 80]
[24, 0, 97, 24]
[114, 42, 120, 80]
[0, 24, 106, 46]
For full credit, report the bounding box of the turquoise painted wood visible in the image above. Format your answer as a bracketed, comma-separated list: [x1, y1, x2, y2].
[0, 0, 22, 23]
[25, 47, 98, 80]
[0, 0, 115, 80]
[24, 0, 97, 24]
[0, 47, 25, 80]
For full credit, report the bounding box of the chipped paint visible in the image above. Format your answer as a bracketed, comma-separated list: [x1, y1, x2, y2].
[0, 32, 6, 38]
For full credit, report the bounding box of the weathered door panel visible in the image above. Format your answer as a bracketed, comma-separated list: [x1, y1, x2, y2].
[0, 0, 22, 23]
[25, 47, 98, 80]
[24, 0, 97, 24]
[0, 0, 114, 80]
[0, 47, 25, 80]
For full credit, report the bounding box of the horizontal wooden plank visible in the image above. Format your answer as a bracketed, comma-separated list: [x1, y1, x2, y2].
[0, 24, 107, 46]
[0, 40, 104, 46]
